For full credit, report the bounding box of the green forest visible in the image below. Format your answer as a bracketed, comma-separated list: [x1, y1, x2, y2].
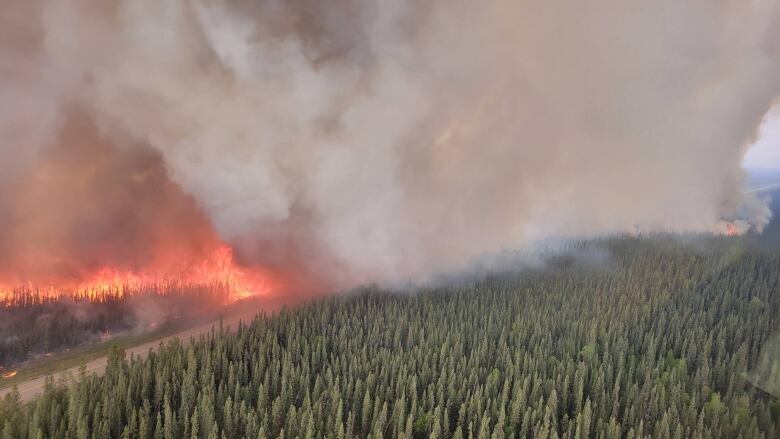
[1, 236, 779, 438]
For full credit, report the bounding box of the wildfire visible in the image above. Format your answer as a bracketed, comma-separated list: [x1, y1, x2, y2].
[714, 220, 745, 237]
[2, 371, 17, 379]
[0, 244, 278, 302]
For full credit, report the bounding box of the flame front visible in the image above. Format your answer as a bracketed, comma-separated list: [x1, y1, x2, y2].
[0, 244, 278, 303]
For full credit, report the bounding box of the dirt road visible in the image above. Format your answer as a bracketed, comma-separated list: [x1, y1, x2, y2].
[0, 312, 255, 403]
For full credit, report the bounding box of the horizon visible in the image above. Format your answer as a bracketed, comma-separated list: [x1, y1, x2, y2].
[744, 107, 780, 171]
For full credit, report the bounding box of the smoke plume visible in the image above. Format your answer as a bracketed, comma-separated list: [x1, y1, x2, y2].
[2, 0, 779, 290]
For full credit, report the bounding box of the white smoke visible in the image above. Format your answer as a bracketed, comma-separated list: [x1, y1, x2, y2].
[2, 0, 780, 288]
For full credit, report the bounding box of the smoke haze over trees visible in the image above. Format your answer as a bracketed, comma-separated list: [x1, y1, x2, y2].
[1, 1, 779, 289]
[1, 235, 778, 438]
[3, 3, 780, 438]
[0, 283, 232, 367]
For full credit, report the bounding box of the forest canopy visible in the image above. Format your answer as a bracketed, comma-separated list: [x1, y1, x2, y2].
[1, 235, 779, 438]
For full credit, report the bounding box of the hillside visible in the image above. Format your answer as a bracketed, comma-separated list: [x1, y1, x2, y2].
[0, 237, 778, 438]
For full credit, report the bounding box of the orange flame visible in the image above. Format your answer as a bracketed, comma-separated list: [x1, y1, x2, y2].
[0, 244, 279, 302]
[2, 371, 17, 379]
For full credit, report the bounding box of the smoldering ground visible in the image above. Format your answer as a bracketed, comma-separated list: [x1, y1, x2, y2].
[1, 0, 779, 291]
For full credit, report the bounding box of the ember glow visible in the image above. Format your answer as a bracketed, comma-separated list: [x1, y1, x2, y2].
[0, 112, 284, 303]
[59, 245, 278, 300]
[0, 244, 279, 302]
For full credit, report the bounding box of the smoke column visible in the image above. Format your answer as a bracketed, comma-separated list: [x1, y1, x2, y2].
[1, 0, 779, 290]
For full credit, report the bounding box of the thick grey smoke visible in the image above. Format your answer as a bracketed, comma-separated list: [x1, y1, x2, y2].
[2, 0, 779, 289]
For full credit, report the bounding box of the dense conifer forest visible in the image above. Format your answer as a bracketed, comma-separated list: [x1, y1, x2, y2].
[0, 284, 232, 368]
[1, 234, 778, 438]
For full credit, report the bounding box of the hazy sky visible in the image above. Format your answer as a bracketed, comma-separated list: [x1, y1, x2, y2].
[744, 107, 780, 170]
